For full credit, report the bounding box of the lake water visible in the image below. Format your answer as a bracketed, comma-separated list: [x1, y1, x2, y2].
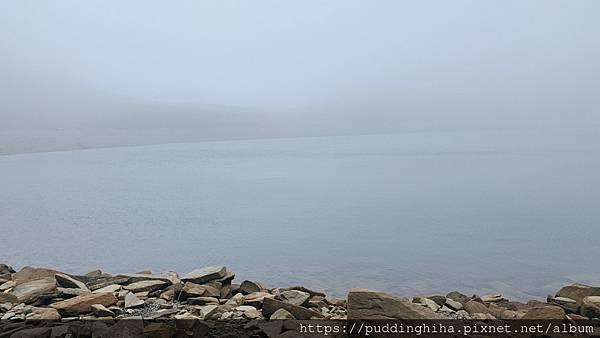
[1, 130, 599, 300]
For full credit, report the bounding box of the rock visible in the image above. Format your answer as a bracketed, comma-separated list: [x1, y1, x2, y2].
[258, 321, 283, 338]
[347, 289, 444, 320]
[1, 281, 16, 291]
[92, 284, 121, 293]
[50, 292, 117, 315]
[262, 297, 322, 320]
[181, 266, 227, 284]
[548, 296, 578, 313]
[0, 264, 15, 275]
[446, 291, 470, 304]
[244, 308, 261, 319]
[556, 284, 600, 304]
[463, 300, 491, 315]
[479, 294, 504, 303]
[84, 269, 103, 278]
[57, 287, 91, 297]
[187, 296, 219, 305]
[91, 304, 115, 317]
[239, 280, 266, 294]
[54, 274, 89, 291]
[580, 296, 600, 318]
[280, 286, 325, 298]
[198, 304, 219, 319]
[124, 292, 144, 308]
[123, 280, 168, 293]
[9, 327, 51, 338]
[180, 281, 221, 299]
[270, 308, 295, 320]
[12, 267, 61, 285]
[522, 305, 567, 320]
[26, 307, 61, 321]
[0, 292, 18, 304]
[278, 290, 310, 306]
[419, 297, 441, 312]
[86, 277, 130, 290]
[11, 277, 57, 303]
[445, 298, 463, 311]
[244, 291, 275, 304]
[117, 272, 179, 285]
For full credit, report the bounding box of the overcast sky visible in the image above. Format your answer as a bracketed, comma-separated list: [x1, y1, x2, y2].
[1, 1, 599, 152]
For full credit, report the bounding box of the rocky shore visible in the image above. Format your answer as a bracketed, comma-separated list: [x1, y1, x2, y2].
[1, 264, 600, 337]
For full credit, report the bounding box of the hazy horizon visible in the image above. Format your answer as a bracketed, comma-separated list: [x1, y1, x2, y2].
[1, 1, 599, 154]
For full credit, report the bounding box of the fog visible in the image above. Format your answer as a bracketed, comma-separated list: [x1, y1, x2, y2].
[1, 1, 599, 154]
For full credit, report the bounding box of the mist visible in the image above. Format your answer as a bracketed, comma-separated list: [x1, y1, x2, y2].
[1, 0, 599, 154]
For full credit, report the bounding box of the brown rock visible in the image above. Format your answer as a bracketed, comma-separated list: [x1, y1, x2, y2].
[26, 307, 61, 321]
[9, 327, 51, 338]
[124, 280, 168, 293]
[0, 280, 16, 291]
[12, 267, 60, 285]
[463, 300, 491, 315]
[347, 289, 444, 320]
[87, 277, 130, 290]
[50, 292, 117, 315]
[278, 290, 310, 306]
[521, 306, 567, 320]
[239, 280, 266, 294]
[54, 274, 89, 291]
[187, 296, 219, 305]
[181, 266, 226, 284]
[556, 284, 600, 304]
[262, 297, 322, 320]
[280, 286, 325, 298]
[446, 291, 470, 304]
[117, 272, 179, 285]
[180, 282, 220, 299]
[0, 292, 18, 304]
[92, 284, 122, 294]
[11, 277, 57, 304]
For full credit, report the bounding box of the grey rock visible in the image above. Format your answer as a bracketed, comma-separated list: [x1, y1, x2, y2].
[270, 308, 295, 320]
[124, 292, 144, 308]
[239, 280, 266, 294]
[91, 304, 115, 317]
[581, 296, 600, 318]
[123, 280, 168, 293]
[11, 277, 57, 304]
[55, 273, 89, 291]
[279, 290, 310, 306]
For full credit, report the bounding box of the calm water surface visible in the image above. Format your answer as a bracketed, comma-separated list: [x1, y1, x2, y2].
[1, 130, 599, 300]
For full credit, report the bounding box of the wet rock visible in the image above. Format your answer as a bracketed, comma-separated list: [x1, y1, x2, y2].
[181, 266, 227, 284]
[522, 305, 567, 320]
[11, 277, 57, 304]
[580, 296, 600, 319]
[124, 292, 144, 308]
[278, 290, 310, 306]
[239, 280, 266, 294]
[50, 292, 117, 315]
[556, 283, 600, 304]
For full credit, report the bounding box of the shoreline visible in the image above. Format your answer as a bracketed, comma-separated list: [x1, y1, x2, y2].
[2, 264, 600, 336]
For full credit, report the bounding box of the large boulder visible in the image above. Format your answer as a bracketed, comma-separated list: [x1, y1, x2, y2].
[50, 292, 117, 315]
[181, 266, 227, 284]
[12, 267, 61, 285]
[180, 282, 221, 299]
[556, 284, 600, 304]
[463, 300, 492, 315]
[347, 289, 444, 319]
[11, 277, 58, 304]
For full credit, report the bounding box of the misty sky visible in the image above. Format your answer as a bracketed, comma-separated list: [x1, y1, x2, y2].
[1, 1, 599, 153]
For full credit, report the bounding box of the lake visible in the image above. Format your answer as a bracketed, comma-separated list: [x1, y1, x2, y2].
[1, 130, 599, 300]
